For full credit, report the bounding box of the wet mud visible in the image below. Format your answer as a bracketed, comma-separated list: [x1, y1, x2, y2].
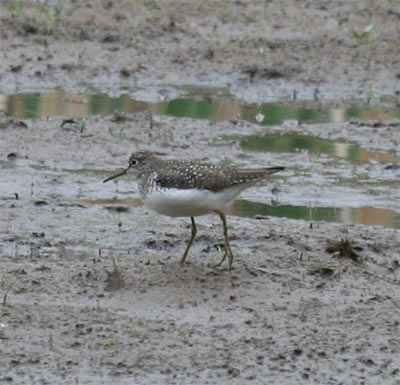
[1, 1, 400, 384]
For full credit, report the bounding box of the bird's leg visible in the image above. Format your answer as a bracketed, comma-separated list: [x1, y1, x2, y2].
[214, 210, 233, 269]
[180, 216, 197, 265]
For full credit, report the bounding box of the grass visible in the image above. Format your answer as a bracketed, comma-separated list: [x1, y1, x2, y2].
[349, 24, 375, 70]
[10, 1, 59, 36]
[39, 4, 56, 36]
[365, 83, 380, 106]
[2, 281, 15, 306]
[10, 0, 22, 17]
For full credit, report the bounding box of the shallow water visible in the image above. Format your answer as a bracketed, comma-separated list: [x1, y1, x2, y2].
[230, 200, 400, 229]
[77, 197, 400, 230]
[240, 133, 398, 163]
[1, 89, 399, 123]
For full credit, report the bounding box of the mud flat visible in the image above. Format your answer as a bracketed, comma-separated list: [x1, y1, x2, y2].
[1, 1, 400, 384]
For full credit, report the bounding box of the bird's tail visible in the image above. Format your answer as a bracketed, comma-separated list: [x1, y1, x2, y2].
[236, 166, 284, 178]
[262, 166, 284, 175]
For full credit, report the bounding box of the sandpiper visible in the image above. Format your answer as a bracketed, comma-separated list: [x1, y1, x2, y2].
[103, 150, 284, 268]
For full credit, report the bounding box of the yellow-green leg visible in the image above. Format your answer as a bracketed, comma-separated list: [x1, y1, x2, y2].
[180, 216, 197, 265]
[215, 210, 233, 269]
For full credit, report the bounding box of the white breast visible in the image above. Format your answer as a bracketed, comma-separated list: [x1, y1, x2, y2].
[143, 185, 247, 217]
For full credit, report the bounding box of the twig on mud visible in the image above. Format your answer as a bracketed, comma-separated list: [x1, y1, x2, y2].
[362, 270, 400, 286]
[2, 282, 15, 306]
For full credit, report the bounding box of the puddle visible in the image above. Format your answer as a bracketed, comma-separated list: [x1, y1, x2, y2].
[78, 198, 143, 207]
[240, 133, 399, 163]
[230, 200, 400, 229]
[1, 89, 399, 124]
[78, 197, 400, 230]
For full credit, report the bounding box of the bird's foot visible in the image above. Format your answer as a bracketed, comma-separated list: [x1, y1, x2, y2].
[216, 247, 233, 269]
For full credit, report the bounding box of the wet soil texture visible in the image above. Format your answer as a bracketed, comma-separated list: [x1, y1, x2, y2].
[1, 1, 400, 384]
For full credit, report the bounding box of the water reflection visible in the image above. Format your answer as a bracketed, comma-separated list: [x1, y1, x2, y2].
[1, 89, 399, 124]
[229, 200, 399, 229]
[78, 197, 400, 230]
[240, 133, 397, 163]
[78, 198, 142, 207]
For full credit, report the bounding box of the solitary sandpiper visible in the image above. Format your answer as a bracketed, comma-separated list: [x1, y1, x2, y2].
[103, 150, 284, 268]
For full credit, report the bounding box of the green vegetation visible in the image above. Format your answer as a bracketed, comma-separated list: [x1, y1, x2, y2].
[40, 4, 56, 36]
[10, 0, 22, 17]
[349, 24, 375, 69]
[9, 1, 60, 36]
[2, 281, 15, 306]
[364, 83, 380, 106]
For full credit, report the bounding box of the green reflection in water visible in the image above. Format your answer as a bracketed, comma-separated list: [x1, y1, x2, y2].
[241, 104, 333, 125]
[89, 94, 122, 115]
[240, 133, 397, 163]
[162, 98, 212, 120]
[231, 200, 400, 229]
[7, 93, 41, 118]
[235, 200, 339, 222]
[3, 90, 400, 125]
[242, 133, 334, 154]
[79, 197, 400, 230]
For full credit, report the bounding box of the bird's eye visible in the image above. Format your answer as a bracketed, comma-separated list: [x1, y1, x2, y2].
[130, 159, 139, 167]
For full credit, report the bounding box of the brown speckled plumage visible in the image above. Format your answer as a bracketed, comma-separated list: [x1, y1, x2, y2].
[129, 150, 284, 195]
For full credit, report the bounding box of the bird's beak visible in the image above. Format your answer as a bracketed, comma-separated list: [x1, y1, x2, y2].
[103, 167, 130, 183]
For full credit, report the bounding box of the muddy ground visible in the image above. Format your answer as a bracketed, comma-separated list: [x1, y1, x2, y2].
[1, 1, 400, 384]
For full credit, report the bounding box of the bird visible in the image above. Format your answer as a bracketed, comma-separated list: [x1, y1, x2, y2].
[103, 150, 284, 268]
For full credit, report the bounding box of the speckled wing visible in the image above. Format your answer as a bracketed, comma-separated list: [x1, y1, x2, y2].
[154, 161, 284, 192]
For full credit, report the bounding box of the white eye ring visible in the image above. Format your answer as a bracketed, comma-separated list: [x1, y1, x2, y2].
[130, 159, 138, 167]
